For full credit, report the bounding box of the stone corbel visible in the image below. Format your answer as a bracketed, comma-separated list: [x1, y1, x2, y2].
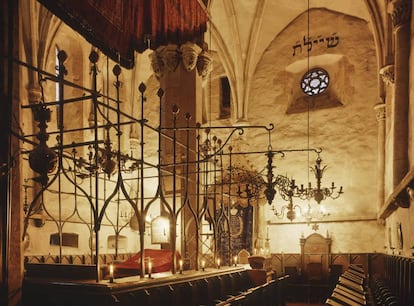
[150, 42, 210, 78]
[129, 137, 140, 154]
[27, 86, 42, 105]
[149, 46, 165, 80]
[374, 103, 386, 122]
[197, 50, 213, 83]
[159, 44, 180, 73]
[180, 42, 202, 72]
[379, 65, 395, 86]
[388, 0, 412, 29]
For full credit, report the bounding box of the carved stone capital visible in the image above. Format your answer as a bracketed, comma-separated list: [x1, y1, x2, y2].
[159, 44, 180, 73]
[27, 86, 42, 104]
[374, 103, 386, 121]
[388, 0, 412, 29]
[129, 137, 140, 153]
[379, 65, 395, 86]
[180, 42, 202, 72]
[197, 50, 213, 82]
[150, 42, 211, 79]
[149, 47, 165, 80]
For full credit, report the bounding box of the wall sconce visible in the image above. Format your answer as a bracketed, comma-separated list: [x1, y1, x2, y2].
[119, 203, 133, 223]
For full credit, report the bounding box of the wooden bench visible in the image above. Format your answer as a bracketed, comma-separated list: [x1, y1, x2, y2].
[325, 265, 370, 306]
[213, 276, 288, 306]
[23, 267, 277, 306]
[24, 262, 97, 280]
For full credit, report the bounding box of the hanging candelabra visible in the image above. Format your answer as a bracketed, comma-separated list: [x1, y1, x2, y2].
[272, 196, 301, 222]
[294, 153, 343, 204]
[28, 104, 57, 186]
[270, 175, 301, 222]
[265, 149, 342, 221]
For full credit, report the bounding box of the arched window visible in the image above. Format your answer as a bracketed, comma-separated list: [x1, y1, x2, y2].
[220, 77, 231, 118]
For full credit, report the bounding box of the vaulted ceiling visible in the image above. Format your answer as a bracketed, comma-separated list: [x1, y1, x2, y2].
[36, 0, 386, 73]
[32, 0, 387, 222]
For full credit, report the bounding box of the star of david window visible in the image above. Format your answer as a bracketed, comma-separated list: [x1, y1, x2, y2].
[301, 68, 329, 96]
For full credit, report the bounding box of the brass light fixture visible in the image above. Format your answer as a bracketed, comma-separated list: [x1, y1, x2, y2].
[295, 153, 343, 204]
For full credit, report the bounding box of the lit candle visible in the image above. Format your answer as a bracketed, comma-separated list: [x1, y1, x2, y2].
[109, 263, 114, 283]
[179, 259, 183, 274]
[217, 258, 221, 269]
[148, 258, 152, 278]
[233, 256, 238, 266]
[201, 259, 205, 271]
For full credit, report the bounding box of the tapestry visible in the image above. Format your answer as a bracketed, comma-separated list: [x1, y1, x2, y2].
[218, 205, 253, 266]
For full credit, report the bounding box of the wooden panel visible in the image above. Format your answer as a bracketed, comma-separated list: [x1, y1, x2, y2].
[303, 233, 329, 254]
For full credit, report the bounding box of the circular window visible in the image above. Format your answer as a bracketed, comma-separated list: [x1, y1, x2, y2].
[301, 68, 329, 96]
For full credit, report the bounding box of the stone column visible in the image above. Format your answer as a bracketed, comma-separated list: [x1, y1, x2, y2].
[388, 0, 411, 187]
[2, 1, 23, 304]
[374, 102, 386, 213]
[150, 42, 212, 270]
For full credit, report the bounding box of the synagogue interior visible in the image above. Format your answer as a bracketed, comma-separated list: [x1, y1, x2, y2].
[1, 0, 414, 305]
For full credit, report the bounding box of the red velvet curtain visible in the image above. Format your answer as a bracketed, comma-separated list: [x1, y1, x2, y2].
[37, 0, 207, 68]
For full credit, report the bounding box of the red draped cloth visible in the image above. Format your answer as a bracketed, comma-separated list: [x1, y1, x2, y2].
[37, 0, 207, 68]
[114, 249, 181, 277]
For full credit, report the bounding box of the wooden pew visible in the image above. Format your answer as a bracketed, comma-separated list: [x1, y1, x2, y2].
[335, 284, 366, 301]
[325, 297, 345, 306]
[326, 265, 368, 306]
[213, 275, 288, 306]
[330, 292, 365, 305]
[333, 287, 366, 305]
[338, 276, 364, 292]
